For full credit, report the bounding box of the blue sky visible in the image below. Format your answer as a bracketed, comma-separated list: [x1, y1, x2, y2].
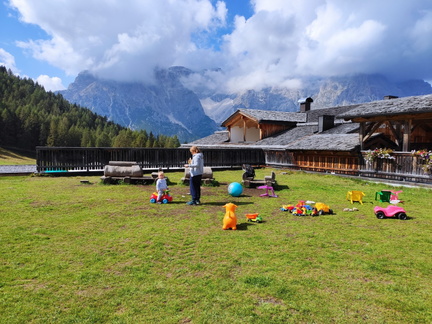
[1, 0, 432, 92]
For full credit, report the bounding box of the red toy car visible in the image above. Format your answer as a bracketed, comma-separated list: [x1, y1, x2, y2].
[374, 205, 408, 220]
[150, 191, 173, 204]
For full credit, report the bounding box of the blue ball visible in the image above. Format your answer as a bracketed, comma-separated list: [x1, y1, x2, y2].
[228, 182, 243, 197]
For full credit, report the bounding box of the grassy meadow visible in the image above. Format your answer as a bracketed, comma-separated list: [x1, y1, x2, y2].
[0, 147, 36, 165]
[1, 168, 431, 323]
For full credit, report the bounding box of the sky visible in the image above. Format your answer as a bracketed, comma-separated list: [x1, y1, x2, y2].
[1, 0, 432, 93]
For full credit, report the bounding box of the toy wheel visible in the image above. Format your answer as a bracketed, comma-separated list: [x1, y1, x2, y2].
[162, 198, 168, 204]
[318, 210, 324, 216]
[329, 209, 333, 215]
[376, 211, 385, 219]
[150, 198, 156, 203]
[398, 212, 407, 220]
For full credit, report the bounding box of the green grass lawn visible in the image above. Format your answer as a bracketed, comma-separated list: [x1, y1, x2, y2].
[1, 169, 431, 323]
[0, 147, 36, 165]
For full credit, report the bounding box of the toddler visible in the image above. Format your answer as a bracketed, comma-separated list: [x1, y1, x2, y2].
[155, 171, 168, 203]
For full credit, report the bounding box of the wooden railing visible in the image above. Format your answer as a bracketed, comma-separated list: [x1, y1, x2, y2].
[35, 147, 431, 184]
[36, 147, 265, 173]
[359, 151, 431, 183]
[265, 149, 431, 183]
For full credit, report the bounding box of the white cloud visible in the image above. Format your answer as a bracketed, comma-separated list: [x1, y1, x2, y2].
[36, 74, 66, 91]
[8, 0, 432, 92]
[0, 48, 19, 73]
[220, 0, 432, 90]
[10, 0, 227, 82]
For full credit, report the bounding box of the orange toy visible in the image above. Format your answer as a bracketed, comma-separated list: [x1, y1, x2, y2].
[222, 203, 238, 230]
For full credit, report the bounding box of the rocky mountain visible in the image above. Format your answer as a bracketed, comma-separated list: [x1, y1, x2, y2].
[60, 67, 218, 143]
[61, 67, 432, 140]
[198, 74, 432, 124]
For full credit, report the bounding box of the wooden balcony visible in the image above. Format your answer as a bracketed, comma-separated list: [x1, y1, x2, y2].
[359, 151, 431, 184]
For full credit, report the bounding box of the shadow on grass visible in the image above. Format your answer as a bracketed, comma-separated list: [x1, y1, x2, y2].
[224, 222, 256, 231]
[377, 216, 415, 221]
[197, 201, 254, 206]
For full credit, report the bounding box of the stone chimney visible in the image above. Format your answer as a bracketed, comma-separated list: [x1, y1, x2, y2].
[298, 97, 313, 112]
[318, 115, 335, 133]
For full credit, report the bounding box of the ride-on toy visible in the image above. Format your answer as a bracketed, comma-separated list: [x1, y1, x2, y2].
[374, 205, 408, 220]
[150, 190, 173, 204]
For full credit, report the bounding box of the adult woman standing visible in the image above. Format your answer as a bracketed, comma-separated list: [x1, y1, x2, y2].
[184, 146, 204, 205]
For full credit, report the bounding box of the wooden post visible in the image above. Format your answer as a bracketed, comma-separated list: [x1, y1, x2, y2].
[242, 116, 247, 142]
[359, 122, 365, 150]
[403, 119, 411, 152]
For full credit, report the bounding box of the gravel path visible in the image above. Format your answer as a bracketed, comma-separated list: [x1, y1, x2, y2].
[0, 165, 37, 174]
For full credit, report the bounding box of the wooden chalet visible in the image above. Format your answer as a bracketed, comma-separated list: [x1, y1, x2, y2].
[338, 94, 432, 151]
[183, 95, 432, 184]
[220, 109, 305, 142]
[35, 95, 432, 184]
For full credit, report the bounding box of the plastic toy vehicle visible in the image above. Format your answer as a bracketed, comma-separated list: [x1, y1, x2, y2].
[150, 191, 173, 204]
[246, 213, 263, 223]
[280, 204, 294, 212]
[292, 205, 314, 216]
[312, 202, 334, 216]
[374, 205, 408, 220]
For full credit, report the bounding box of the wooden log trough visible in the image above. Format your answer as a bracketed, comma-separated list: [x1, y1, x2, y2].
[181, 167, 214, 185]
[100, 161, 155, 184]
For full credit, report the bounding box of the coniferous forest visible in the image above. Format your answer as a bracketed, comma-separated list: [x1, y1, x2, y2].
[0, 66, 181, 151]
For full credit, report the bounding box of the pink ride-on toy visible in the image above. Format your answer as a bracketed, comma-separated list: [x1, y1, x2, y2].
[374, 205, 408, 220]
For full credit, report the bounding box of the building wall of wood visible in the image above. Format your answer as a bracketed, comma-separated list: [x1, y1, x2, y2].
[227, 115, 293, 142]
[260, 123, 292, 139]
[265, 150, 359, 175]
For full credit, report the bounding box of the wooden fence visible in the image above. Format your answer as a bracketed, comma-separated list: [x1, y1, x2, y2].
[264, 149, 431, 184]
[36, 147, 431, 184]
[36, 147, 265, 173]
[359, 152, 432, 184]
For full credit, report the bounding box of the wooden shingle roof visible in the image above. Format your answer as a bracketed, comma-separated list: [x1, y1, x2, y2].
[183, 131, 229, 146]
[306, 105, 360, 122]
[221, 108, 306, 126]
[255, 123, 359, 150]
[338, 94, 432, 120]
[255, 125, 317, 147]
[285, 134, 360, 151]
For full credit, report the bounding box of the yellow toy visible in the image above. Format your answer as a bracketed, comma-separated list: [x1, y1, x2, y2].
[346, 190, 365, 204]
[222, 203, 238, 230]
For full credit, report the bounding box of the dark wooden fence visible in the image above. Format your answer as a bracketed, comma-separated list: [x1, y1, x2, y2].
[36, 147, 265, 173]
[36, 147, 431, 184]
[265, 149, 431, 183]
[359, 151, 432, 184]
